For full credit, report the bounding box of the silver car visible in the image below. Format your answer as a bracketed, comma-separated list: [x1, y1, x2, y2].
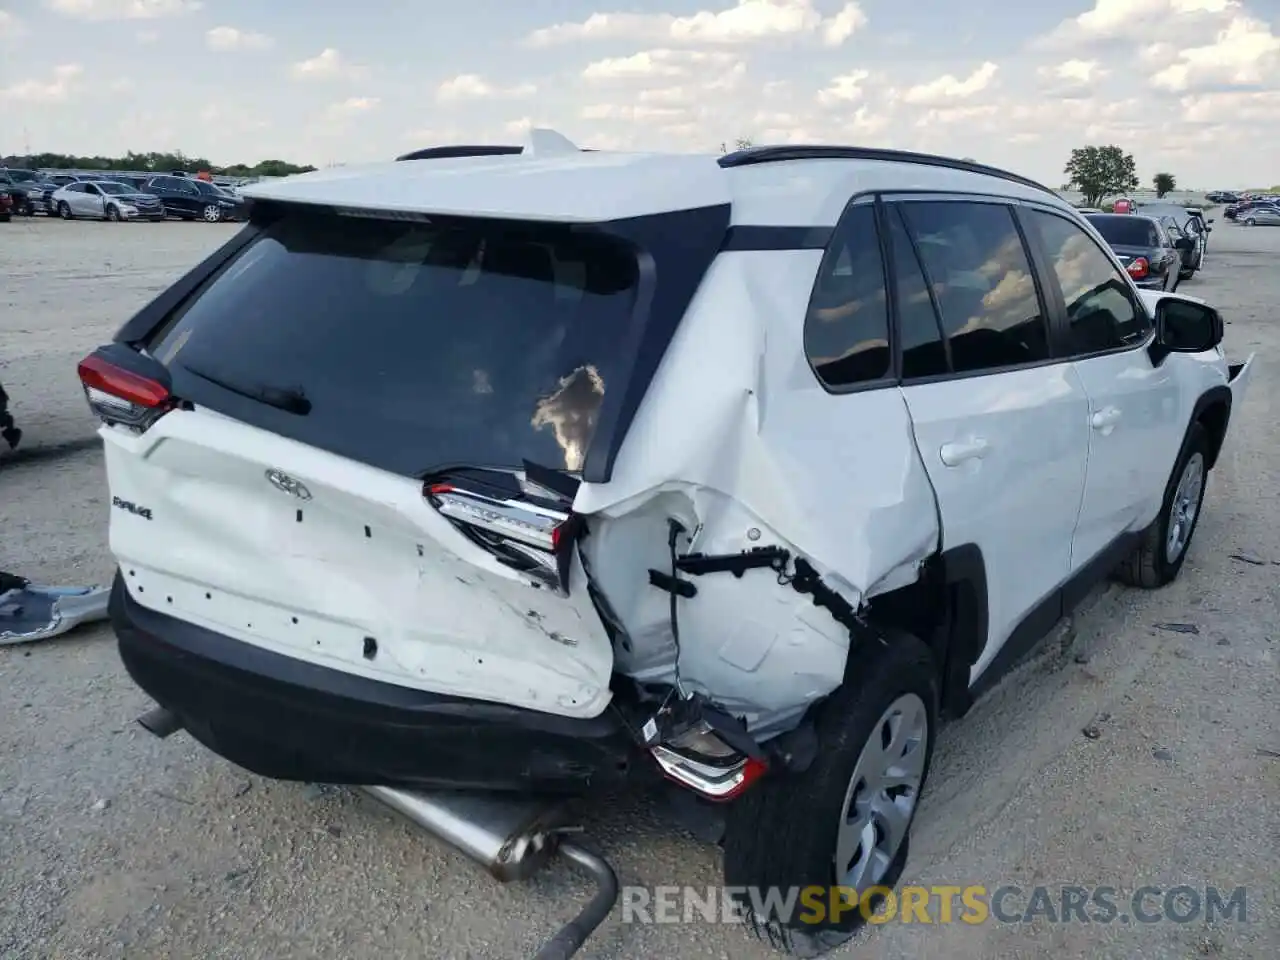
[50, 180, 166, 221]
[1239, 204, 1280, 226]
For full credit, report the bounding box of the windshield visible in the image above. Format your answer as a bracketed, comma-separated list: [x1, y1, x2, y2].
[97, 182, 134, 195]
[1085, 215, 1159, 247]
[150, 210, 641, 477]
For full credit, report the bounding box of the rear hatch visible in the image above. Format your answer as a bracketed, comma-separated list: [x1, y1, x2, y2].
[88, 204, 651, 719]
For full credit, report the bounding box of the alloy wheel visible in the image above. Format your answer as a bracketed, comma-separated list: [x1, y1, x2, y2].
[203, 204, 222, 223]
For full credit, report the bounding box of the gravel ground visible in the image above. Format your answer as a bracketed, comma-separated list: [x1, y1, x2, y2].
[1, 215, 1276, 960]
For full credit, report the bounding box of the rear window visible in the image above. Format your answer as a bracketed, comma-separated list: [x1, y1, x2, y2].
[1085, 216, 1158, 247]
[150, 210, 640, 477]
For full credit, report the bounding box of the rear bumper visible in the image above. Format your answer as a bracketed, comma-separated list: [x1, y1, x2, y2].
[110, 573, 641, 793]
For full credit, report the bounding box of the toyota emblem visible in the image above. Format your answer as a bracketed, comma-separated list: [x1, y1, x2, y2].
[265, 468, 312, 501]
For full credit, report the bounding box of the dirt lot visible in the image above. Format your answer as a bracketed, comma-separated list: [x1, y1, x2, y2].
[1, 215, 1276, 960]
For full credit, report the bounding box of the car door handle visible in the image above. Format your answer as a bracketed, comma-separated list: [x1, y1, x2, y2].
[939, 437, 990, 466]
[1091, 407, 1122, 430]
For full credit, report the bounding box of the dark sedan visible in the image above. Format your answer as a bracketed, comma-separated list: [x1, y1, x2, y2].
[1084, 213, 1186, 292]
[138, 175, 244, 222]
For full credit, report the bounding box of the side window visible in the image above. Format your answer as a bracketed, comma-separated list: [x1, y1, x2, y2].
[899, 201, 1051, 373]
[886, 205, 948, 379]
[1026, 209, 1152, 355]
[802, 202, 891, 388]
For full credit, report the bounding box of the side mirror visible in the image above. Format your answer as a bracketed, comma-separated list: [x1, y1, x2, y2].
[1152, 298, 1223, 363]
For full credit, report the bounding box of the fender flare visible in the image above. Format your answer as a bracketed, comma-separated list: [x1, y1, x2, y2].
[934, 543, 988, 719]
[1185, 384, 1232, 472]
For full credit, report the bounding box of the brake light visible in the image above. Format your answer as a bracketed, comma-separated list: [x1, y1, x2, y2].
[425, 484, 574, 591]
[77, 354, 173, 430]
[1126, 257, 1149, 279]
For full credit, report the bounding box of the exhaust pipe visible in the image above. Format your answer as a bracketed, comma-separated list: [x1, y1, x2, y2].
[137, 705, 183, 739]
[360, 787, 619, 958]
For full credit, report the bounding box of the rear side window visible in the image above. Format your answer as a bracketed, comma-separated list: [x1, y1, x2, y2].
[802, 203, 891, 388]
[899, 201, 1051, 373]
[886, 206, 948, 380]
[1025, 210, 1150, 355]
[151, 211, 640, 476]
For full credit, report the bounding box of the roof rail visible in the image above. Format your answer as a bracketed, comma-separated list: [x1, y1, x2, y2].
[717, 145, 1056, 197]
[395, 145, 524, 162]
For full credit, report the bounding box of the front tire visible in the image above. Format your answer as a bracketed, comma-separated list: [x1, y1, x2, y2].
[202, 203, 223, 223]
[1245, 217, 1256, 226]
[1115, 423, 1209, 589]
[723, 628, 938, 951]
[58, 201, 73, 220]
[106, 204, 120, 222]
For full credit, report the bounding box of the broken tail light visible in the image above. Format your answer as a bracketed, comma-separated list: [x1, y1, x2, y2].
[77, 351, 174, 431]
[1126, 257, 1150, 280]
[425, 482, 576, 592]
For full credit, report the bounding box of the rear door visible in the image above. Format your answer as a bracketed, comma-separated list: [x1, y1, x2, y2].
[1020, 206, 1180, 568]
[889, 197, 1091, 680]
[100, 207, 651, 718]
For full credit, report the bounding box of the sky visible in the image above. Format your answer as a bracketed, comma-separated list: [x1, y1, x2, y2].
[1, 0, 1278, 187]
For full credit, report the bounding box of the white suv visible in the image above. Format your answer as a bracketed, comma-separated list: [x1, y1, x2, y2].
[80, 132, 1254, 951]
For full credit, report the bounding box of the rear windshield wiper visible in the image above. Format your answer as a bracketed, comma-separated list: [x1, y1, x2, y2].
[182, 363, 312, 416]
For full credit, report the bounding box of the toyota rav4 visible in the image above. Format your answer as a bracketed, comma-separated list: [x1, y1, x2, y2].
[81, 132, 1254, 953]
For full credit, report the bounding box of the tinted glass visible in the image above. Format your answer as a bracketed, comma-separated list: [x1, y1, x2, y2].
[150, 210, 640, 476]
[1027, 210, 1151, 355]
[900, 201, 1050, 373]
[886, 205, 948, 379]
[97, 182, 131, 195]
[1083, 215, 1158, 246]
[803, 203, 891, 387]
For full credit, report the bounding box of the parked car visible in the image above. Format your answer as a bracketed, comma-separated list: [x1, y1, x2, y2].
[1224, 199, 1277, 220]
[0, 184, 11, 222]
[0, 168, 58, 215]
[139, 174, 242, 222]
[51, 180, 166, 221]
[1083, 213, 1186, 291]
[1204, 191, 1239, 204]
[79, 137, 1255, 954]
[1135, 202, 1207, 276]
[1239, 205, 1280, 226]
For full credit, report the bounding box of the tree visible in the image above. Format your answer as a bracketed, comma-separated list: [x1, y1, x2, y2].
[1153, 172, 1176, 198]
[1063, 145, 1139, 207]
[719, 137, 755, 153]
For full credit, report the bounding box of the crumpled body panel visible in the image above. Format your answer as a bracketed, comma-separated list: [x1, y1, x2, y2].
[576, 251, 941, 734]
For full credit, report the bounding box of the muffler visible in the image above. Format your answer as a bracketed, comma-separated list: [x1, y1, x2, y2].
[360, 786, 619, 958]
[137, 705, 183, 739]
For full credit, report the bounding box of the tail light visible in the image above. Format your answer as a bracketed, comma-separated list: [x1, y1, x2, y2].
[77, 353, 173, 431]
[1126, 257, 1149, 279]
[425, 482, 576, 592]
[651, 722, 768, 801]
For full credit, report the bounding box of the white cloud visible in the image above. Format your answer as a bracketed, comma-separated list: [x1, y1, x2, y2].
[436, 74, 537, 101]
[582, 49, 738, 80]
[290, 48, 361, 80]
[43, 0, 200, 20]
[1180, 88, 1280, 123]
[206, 26, 273, 52]
[0, 63, 83, 102]
[818, 69, 870, 104]
[526, 0, 867, 47]
[822, 2, 867, 45]
[1150, 16, 1280, 90]
[1036, 0, 1239, 48]
[581, 103, 687, 122]
[1039, 59, 1107, 84]
[903, 61, 998, 104]
[327, 96, 379, 117]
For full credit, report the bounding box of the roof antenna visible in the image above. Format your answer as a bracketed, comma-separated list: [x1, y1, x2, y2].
[524, 127, 579, 156]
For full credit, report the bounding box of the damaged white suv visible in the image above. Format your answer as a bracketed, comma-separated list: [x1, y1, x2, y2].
[82, 133, 1253, 950]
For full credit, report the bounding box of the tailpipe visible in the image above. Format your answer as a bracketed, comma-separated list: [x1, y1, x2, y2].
[360, 787, 619, 958]
[137, 705, 183, 739]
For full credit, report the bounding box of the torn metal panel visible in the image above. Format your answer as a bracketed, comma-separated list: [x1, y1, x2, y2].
[0, 574, 110, 644]
[574, 251, 941, 734]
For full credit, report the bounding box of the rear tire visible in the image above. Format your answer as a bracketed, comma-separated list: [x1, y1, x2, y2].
[1115, 423, 1209, 589]
[723, 627, 938, 951]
